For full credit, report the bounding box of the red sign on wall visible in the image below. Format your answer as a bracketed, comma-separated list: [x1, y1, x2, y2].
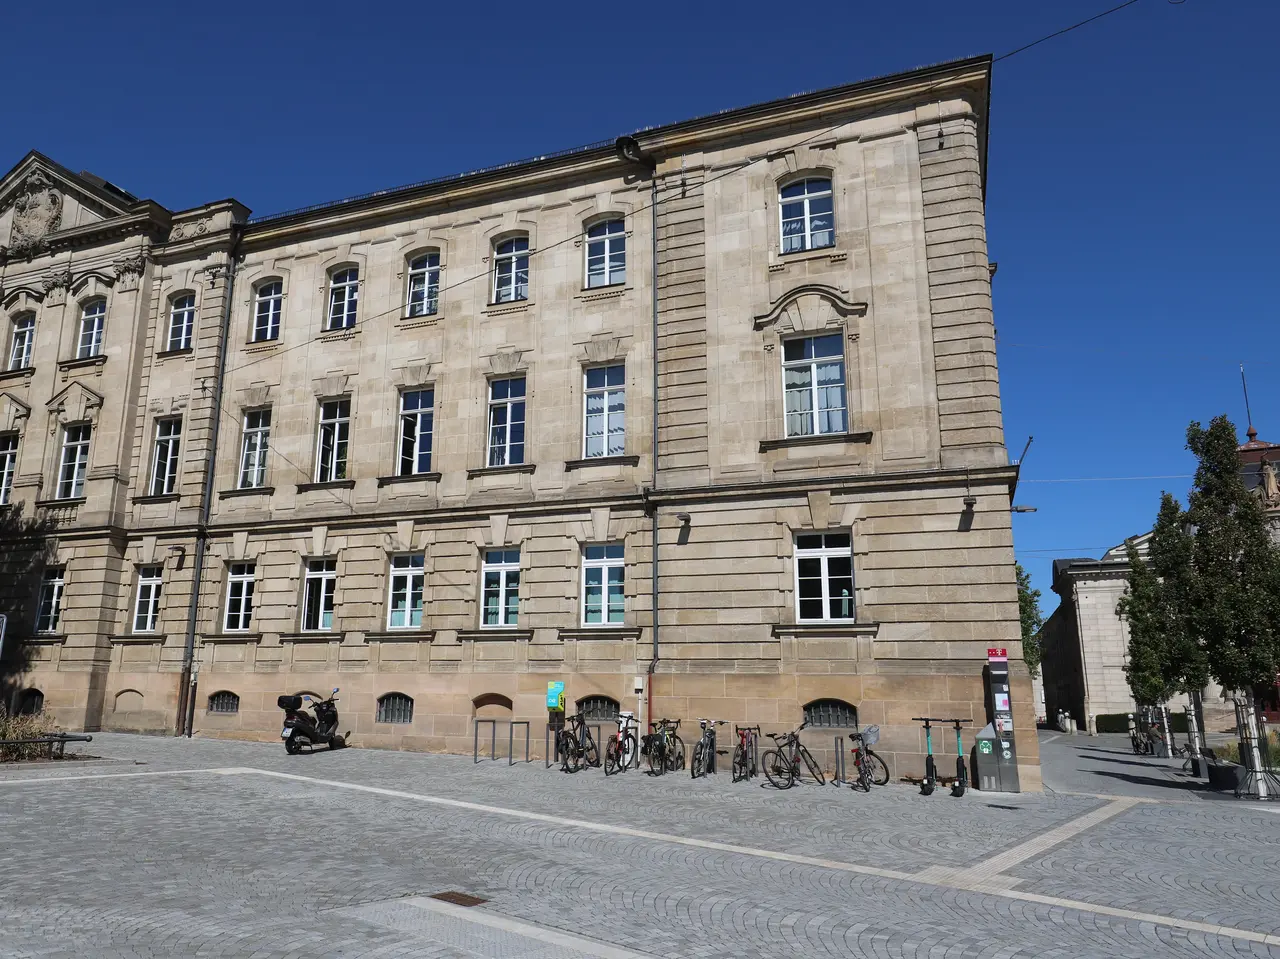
[987, 647, 1008, 661]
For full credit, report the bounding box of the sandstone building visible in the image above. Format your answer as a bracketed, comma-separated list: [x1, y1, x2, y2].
[0, 56, 1038, 787]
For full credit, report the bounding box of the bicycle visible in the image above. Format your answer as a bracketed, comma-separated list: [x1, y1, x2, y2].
[642, 718, 685, 776]
[556, 711, 600, 773]
[691, 719, 727, 778]
[848, 724, 888, 791]
[604, 711, 639, 775]
[761, 721, 825, 788]
[732, 725, 760, 782]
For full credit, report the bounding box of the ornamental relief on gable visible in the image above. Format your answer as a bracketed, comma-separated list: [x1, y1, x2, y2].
[4, 171, 64, 258]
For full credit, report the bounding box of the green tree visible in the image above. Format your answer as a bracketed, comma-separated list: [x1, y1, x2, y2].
[1016, 563, 1044, 678]
[1185, 416, 1280, 697]
[0, 504, 58, 709]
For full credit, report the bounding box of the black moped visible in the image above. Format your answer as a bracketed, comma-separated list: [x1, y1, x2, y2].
[278, 688, 347, 754]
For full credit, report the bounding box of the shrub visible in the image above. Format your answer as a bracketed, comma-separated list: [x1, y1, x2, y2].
[0, 706, 56, 762]
[1095, 711, 1190, 735]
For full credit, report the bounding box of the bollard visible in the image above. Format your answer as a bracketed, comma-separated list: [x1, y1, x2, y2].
[833, 736, 846, 784]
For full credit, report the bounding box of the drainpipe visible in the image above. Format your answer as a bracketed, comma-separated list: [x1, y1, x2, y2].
[614, 137, 659, 731]
[177, 246, 238, 736]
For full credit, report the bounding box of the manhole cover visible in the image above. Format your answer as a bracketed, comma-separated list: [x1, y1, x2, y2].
[430, 891, 488, 907]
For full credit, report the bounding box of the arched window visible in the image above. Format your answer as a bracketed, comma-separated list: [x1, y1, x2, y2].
[253, 280, 283, 341]
[779, 177, 834, 253]
[577, 695, 619, 722]
[78, 299, 107, 359]
[406, 252, 441, 317]
[803, 698, 858, 728]
[473, 693, 513, 719]
[167, 293, 196, 351]
[492, 237, 529, 303]
[15, 688, 44, 716]
[327, 268, 359, 331]
[114, 689, 144, 712]
[585, 219, 625, 288]
[376, 692, 414, 724]
[8, 312, 35, 371]
[207, 691, 240, 714]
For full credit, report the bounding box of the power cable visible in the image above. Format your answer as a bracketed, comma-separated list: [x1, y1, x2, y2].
[994, 0, 1145, 62]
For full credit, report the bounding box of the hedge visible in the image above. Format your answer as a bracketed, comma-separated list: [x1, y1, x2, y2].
[1095, 711, 1189, 734]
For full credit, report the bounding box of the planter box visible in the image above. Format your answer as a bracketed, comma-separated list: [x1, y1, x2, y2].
[1207, 762, 1243, 792]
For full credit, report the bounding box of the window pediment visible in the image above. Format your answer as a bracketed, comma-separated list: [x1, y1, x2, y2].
[753, 284, 867, 332]
[46, 380, 103, 424]
[0, 391, 31, 431]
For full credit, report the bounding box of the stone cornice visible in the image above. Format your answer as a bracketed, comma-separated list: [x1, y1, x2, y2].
[45, 205, 171, 253]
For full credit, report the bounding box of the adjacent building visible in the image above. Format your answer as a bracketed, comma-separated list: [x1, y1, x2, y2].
[0, 56, 1039, 786]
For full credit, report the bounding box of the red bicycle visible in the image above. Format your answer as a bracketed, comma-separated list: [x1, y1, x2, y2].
[604, 711, 639, 775]
[732, 724, 760, 781]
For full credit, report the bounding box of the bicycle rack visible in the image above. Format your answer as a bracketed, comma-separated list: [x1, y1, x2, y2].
[473, 719, 498, 763]
[508, 721, 530, 765]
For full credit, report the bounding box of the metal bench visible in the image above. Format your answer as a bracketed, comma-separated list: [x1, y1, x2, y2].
[0, 733, 93, 760]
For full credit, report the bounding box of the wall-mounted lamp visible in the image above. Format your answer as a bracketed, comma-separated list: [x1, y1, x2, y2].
[675, 512, 691, 524]
[962, 496, 977, 510]
[1011, 505, 1038, 513]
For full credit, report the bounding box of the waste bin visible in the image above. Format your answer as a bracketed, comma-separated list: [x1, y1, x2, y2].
[971, 721, 1020, 792]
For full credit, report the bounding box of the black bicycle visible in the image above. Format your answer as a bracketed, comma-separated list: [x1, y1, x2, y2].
[642, 718, 685, 776]
[761, 722, 825, 788]
[556, 711, 600, 773]
[691, 719, 726, 778]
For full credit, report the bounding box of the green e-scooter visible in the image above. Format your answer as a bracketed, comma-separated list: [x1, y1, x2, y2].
[913, 717, 938, 795]
[950, 719, 972, 797]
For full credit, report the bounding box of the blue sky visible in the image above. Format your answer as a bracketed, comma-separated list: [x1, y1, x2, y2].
[4, 1, 1276, 613]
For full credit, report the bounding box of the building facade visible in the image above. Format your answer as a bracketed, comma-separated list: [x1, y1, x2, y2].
[0, 56, 1039, 787]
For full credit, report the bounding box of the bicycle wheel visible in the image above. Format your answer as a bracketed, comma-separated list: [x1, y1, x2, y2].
[583, 733, 600, 769]
[761, 749, 795, 789]
[732, 743, 748, 782]
[648, 741, 666, 776]
[691, 741, 707, 779]
[855, 750, 872, 792]
[560, 735, 582, 773]
[604, 738, 621, 776]
[667, 734, 686, 772]
[797, 745, 825, 785]
[622, 733, 638, 770]
[865, 749, 890, 786]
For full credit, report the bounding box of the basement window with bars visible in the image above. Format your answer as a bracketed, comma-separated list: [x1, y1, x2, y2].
[577, 696, 619, 722]
[376, 692, 414, 724]
[207, 691, 240, 714]
[803, 699, 858, 728]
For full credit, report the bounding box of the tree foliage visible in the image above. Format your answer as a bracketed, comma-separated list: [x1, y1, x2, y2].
[1016, 563, 1044, 678]
[0, 503, 58, 709]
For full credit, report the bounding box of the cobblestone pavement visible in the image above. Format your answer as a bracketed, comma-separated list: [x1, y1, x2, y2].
[2, 733, 1279, 958]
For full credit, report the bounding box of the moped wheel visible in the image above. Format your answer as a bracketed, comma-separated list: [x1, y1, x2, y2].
[604, 738, 622, 776]
[691, 741, 707, 779]
[285, 734, 303, 756]
[731, 744, 748, 782]
[761, 749, 795, 789]
[865, 750, 890, 786]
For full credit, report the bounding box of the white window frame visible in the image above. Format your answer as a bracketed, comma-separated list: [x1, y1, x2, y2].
[793, 532, 855, 623]
[327, 268, 359, 330]
[406, 253, 440, 317]
[133, 565, 163, 633]
[487, 377, 526, 467]
[239, 408, 271, 489]
[779, 177, 835, 254]
[581, 543, 625, 626]
[302, 558, 337, 632]
[58, 424, 91, 499]
[782, 334, 847, 438]
[9, 313, 34, 370]
[585, 219, 626, 288]
[492, 237, 529, 303]
[398, 389, 434, 476]
[315, 398, 350, 483]
[481, 549, 520, 628]
[224, 562, 256, 632]
[167, 294, 195, 351]
[254, 280, 282, 341]
[36, 568, 65, 634]
[387, 554, 425, 630]
[78, 300, 106, 359]
[0, 433, 17, 506]
[150, 417, 181, 496]
[583, 364, 625, 458]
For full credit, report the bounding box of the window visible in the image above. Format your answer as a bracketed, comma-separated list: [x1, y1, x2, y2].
[376, 692, 414, 724]
[167, 294, 195, 351]
[150, 418, 181, 496]
[36, 569, 64, 633]
[583, 365, 625, 458]
[582, 543, 624, 625]
[8, 313, 34, 370]
[585, 219, 625, 288]
[783, 334, 846, 438]
[254, 281, 282, 341]
[481, 548, 520, 627]
[794, 532, 854, 622]
[208, 691, 240, 714]
[224, 562, 256, 632]
[399, 389, 434, 476]
[386, 555, 425, 629]
[407, 253, 440, 317]
[302, 558, 337, 631]
[327, 268, 359, 330]
[58, 424, 91, 499]
[78, 299, 106, 358]
[0, 434, 16, 506]
[492, 237, 529, 303]
[238, 409, 271, 489]
[779, 177, 834, 253]
[315, 399, 350, 482]
[804, 699, 858, 728]
[577, 695, 620, 722]
[487, 377, 525, 467]
[15, 688, 44, 716]
[133, 565, 163, 633]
